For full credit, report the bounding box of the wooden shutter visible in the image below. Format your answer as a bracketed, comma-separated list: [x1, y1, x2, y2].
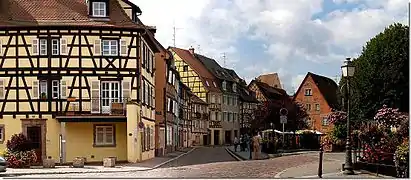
[0, 40, 2, 55]
[60, 80, 67, 98]
[91, 80, 100, 113]
[142, 45, 145, 68]
[120, 40, 127, 55]
[150, 126, 154, 149]
[32, 80, 39, 99]
[32, 39, 39, 55]
[151, 86, 155, 107]
[122, 80, 130, 101]
[60, 38, 68, 55]
[0, 79, 4, 99]
[142, 81, 145, 104]
[94, 39, 101, 55]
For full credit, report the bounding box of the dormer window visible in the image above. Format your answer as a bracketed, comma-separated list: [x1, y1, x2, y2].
[232, 83, 237, 92]
[213, 82, 217, 87]
[205, 81, 209, 86]
[222, 81, 227, 91]
[92, 1, 107, 17]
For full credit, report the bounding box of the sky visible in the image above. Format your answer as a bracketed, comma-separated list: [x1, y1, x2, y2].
[132, 0, 409, 94]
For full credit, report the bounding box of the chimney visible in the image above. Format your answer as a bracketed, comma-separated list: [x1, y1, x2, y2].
[189, 46, 194, 54]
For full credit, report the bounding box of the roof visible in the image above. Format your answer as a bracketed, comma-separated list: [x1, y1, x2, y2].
[250, 80, 288, 100]
[191, 94, 207, 105]
[239, 87, 259, 103]
[169, 47, 221, 92]
[257, 73, 282, 89]
[195, 54, 235, 82]
[0, 0, 144, 29]
[294, 72, 339, 109]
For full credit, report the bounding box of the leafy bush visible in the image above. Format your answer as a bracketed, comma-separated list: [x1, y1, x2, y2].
[6, 133, 32, 152]
[4, 133, 37, 168]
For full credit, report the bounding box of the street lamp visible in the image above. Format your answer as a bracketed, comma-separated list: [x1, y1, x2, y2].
[341, 57, 355, 175]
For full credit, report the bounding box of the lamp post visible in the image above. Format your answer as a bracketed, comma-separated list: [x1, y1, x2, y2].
[341, 57, 355, 175]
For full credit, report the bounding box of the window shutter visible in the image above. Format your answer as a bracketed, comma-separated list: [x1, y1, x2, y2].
[150, 126, 154, 148]
[151, 87, 155, 107]
[32, 39, 39, 55]
[142, 81, 145, 104]
[120, 40, 127, 55]
[60, 38, 68, 55]
[94, 39, 101, 55]
[0, 40, 2, 55]
[60, 80, 67, 98]
[122, 80, 131, 101]
[32, 80, 39, 99]
[91, 80, 100, 113]
[0, 79, 4, 99]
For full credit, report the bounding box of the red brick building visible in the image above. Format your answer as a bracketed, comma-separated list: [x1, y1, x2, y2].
[293, 72, 339, 133]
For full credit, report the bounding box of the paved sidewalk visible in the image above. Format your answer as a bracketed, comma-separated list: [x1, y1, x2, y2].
[226, 146, 269, 160]
[0, 147, 195, 176]
[275, 155, 394, 179]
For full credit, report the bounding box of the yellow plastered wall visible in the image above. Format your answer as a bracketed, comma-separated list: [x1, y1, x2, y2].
[65, 122, 127, 162]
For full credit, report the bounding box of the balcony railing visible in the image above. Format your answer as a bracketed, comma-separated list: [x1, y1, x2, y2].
[209, 120, 222, 128]
[209, 103, 221, 110]
[63, 98, 128, 116]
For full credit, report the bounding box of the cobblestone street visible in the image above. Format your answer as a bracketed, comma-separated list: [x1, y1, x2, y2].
[12, 147, 321, 178]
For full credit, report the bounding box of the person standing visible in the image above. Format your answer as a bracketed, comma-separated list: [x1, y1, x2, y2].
[252, 132, 261, 160]
[234, 136, 239, 152]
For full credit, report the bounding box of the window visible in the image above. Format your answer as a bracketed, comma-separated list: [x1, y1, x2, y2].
[39, 39, 47, 55]
[315, 104, 320, 111]
[39, 80, 47, 99]
[213, 81, 217, 87]
[120, 40, 127, 55]
[222, 112, 226, 121]
[223, 95, 227, 105]
[0, 79, 4, 99]
[215, 112, 219, 121]
[92, 2, 107, 17]
[233, 83, 237, 92]
[32, 39, 39, 55]
[94, 125, 115, 146]
[52, 80, 59, 99]
[306, 104, 311, 111]
[52, 39, 59, 55]
[322, 117, 329, 126]
[221, 81, 226, 90]
[205, 81, 209, 86]
[183, 65, 188, 72]
[304, 88, 312, 96]
[102, 40, 118, 56]
[100, 81, 121, 114]
[0, 125, 4, 143]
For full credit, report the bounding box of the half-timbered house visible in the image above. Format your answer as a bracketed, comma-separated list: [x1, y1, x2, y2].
[0, 0, 158, 164]
[169, 47, 223, 146]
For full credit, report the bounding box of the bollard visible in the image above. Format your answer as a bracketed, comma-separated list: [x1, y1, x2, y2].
[318, 146, 324, 178]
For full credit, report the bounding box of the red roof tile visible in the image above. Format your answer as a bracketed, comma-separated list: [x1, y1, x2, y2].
[0, 0, 143, 28]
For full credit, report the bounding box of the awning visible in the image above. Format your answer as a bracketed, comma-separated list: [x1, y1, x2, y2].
[295, 130, 324, 135]
[56, 116, 126, 122]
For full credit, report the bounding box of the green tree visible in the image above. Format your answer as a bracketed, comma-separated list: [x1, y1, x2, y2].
[345, 23, 409, 122]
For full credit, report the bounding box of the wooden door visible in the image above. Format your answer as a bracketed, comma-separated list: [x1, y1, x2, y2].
[27, 126, 42, 164]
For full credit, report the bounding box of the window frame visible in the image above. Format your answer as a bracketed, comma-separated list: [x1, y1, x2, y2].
[51, 39, 60, 55]
[304, 88, 312, 96]
[183, 65, 189, 72]
[315, 104, 320, 111]
[92, 1, 107, 17]
[52, 80, 60, 99]
[39, 39, 47, 56]
[93, 124, 116, 147]
[322, 117, 329, 126]
[102, 39, 118, 56]
[0, 124, 4, 143]
[39, 80, 48, 99]
[306, 103, 311, 111]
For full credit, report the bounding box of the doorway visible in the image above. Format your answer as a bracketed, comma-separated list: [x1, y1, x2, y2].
[213, 130, 220, 145]
[225, 131, 231, 145]
[27, 126, 42, 164]
[101, 81, 121, 114]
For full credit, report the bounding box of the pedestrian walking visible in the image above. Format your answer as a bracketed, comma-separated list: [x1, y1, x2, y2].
[234, 136, 239, 152]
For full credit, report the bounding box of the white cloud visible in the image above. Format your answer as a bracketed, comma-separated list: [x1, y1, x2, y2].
[132, 0, 408, 94]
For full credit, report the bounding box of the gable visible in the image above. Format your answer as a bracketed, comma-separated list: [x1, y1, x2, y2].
[293, 74, 334, 110]
[248, 82, 267, 102]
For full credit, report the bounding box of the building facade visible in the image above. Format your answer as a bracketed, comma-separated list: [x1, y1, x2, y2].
[293, 72, 339, 133]
[170, 47, 223, 146]
[165, 61, 180, 152]
[0, 0, 159, 164]
[196, 55, 240, 145]
[190, 93, 209, 146]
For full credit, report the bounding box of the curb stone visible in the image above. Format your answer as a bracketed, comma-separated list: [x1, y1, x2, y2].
[225, 147, 245, 161]
[0, 147, 197, 177]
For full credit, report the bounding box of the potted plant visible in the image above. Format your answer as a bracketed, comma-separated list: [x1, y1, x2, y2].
[40, 92, 47, 100]
[67, 96, 76, 102]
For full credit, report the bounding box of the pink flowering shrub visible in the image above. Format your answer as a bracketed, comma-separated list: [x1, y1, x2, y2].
[374, 105, 408, 128]
[328, 110, 347, 125]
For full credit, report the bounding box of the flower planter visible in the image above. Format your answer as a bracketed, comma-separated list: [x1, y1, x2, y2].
[67, 97, 76, 102]
[43, 159, 55, 168]
[103, 157, 116, 167]
[72, 157, 86, 168]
